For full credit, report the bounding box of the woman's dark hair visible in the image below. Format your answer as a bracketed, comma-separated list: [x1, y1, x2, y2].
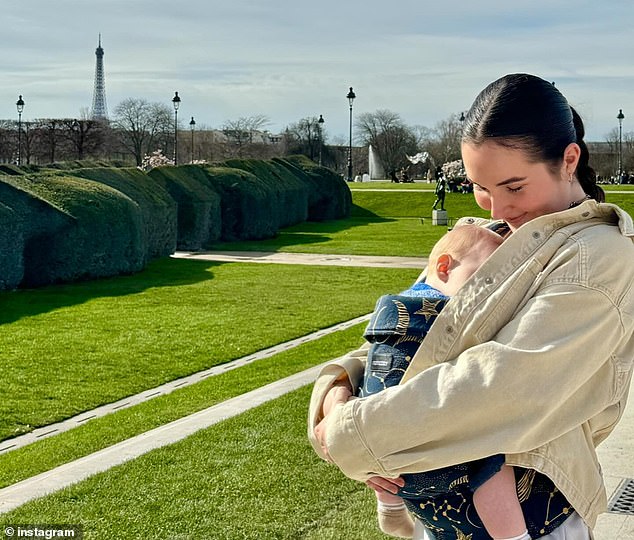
[462, 73, 604, 202]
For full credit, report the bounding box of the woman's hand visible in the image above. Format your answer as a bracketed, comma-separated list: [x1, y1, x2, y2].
[314, 380, 353, 457]
[366, 475, 406, 496]
[322, 382, 353, 417]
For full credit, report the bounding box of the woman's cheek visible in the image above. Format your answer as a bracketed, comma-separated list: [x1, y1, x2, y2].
[473, 191, 491, 211]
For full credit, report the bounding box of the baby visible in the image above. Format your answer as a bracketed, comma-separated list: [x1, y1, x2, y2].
[356, 225, 528, 540]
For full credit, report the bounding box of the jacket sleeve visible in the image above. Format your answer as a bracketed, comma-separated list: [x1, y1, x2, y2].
[323, 281, 632, 482]
[307, 341, 369, 460]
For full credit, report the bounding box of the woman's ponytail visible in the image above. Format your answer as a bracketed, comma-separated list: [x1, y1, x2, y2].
[571, 107, 605, 202]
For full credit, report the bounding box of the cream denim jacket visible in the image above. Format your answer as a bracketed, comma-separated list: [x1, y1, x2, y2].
[308, 201, 634, 529]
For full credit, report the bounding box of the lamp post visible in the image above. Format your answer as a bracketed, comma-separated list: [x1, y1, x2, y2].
[16, 95, 25, 166]
[317, 114, 324, 166]
[617, 109, 625, 180]
[189, 116, 196, 163]
[172, 91, 181, 164]
[346, 87, 356, 181]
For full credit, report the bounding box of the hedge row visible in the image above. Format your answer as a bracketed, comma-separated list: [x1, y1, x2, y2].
[0, 156, 350, 289]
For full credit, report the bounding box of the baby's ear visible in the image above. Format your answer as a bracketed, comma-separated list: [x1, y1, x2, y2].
[436, 254, 453, 282]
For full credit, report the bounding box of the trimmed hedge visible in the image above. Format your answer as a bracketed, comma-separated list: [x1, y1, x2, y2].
[223, 158, 308, 229]
[68, 167, 177, 261]
[0, 202, 24, 289]
[1, 174, 144, 286]
[0, 164, 30, 176]
[42, 159, 129, 171]
[147, 165, 223, 250]
[0, 178, 76, 289]
[200, 165, 279, 242]
[275, 155, 351, 220]
[0, 158, 351, 289]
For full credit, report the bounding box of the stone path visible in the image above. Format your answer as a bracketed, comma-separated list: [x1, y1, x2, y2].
[171, 250, 428, 269]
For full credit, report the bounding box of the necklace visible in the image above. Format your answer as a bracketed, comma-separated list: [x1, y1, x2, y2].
[568, 194, 591, 209]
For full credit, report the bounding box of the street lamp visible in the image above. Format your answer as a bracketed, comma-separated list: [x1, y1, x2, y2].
[617, 109, 625, 180]
[16, 95, 25, 166]
[346, 87, 356, 182]
[317, 114, 324, 166]
[189, 116, 196, 163]
[172, 91, 181, 164]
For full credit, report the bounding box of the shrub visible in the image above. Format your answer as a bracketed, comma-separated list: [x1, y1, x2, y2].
[1, 174, 144, 286]
[0, 202, 24, 290]
[222, 158, 308, 228]
[147, 165, 222, 250]
[68, 167, 177, 261]
[274, 156, 351, 220]
[200, 165, 279, 242]
[0, 164, 30, 176]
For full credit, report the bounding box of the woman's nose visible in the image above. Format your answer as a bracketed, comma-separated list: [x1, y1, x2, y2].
[488, 197, 506, 221]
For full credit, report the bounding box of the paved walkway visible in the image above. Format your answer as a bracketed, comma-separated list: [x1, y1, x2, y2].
[172, 250, 428, 268]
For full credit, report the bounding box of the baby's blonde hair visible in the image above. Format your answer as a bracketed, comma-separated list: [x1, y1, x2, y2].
[427, 224, 503, 278]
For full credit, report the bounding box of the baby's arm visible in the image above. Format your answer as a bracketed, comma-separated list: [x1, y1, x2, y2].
[473, 465, 530, 540]
[374, 489, 414, 538]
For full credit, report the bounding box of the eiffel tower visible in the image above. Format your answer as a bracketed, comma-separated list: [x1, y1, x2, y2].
[91, 34, 108, 120]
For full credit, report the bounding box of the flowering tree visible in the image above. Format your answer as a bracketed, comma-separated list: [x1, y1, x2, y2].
[112, 98, 173, 166]
[138, 149, 173, 171]
[441, 159, 465, 180]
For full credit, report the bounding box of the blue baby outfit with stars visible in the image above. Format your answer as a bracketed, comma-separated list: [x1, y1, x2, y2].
[361, 283, 572, 539]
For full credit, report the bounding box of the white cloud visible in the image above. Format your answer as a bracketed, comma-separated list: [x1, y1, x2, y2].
[1, 0, 632, 141]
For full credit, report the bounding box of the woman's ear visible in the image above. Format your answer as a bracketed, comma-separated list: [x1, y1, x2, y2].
[435, 254, 453, 282]
[563, 143, 581, 176]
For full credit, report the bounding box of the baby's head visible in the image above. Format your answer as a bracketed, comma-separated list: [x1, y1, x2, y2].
[425, 224, 503, 296]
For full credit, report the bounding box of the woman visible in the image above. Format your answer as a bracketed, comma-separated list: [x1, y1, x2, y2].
[308, 74, 634, 539]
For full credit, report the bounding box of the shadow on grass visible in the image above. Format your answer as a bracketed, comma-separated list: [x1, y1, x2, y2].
[0, 258, 219, 325]
[349, 204, 393, 220]
[208, 207, 395, 252]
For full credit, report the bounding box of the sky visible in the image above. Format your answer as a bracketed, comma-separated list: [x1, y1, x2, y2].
[3, 0, 633, 143]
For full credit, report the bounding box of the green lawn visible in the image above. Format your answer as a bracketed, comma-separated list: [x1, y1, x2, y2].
[0, 387, 390, 540]
[0, 322, 370, 489]
[1, 259, 417, 441]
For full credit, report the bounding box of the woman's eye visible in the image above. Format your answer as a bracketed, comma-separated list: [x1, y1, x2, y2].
[508, 185, 523, 193]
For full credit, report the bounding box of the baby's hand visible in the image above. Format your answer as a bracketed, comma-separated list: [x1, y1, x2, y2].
[375, 489, 404, 505]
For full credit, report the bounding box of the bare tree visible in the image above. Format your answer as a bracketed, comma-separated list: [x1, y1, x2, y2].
[112, 98, 173, 166]
[222, 115, 271, 157]
[285, 116, 326, 161]
[418, 114, 463, 167]
[60, 119, 105, 160]
[0, 120, 16, 163]
[355, 109, 418, 175]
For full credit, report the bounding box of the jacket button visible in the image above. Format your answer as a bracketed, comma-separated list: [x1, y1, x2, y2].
[582, 212, 590, 217]
[532, 231, 541, 239]
[446, 326, 454, 334]
[484, 277, 493, 285]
